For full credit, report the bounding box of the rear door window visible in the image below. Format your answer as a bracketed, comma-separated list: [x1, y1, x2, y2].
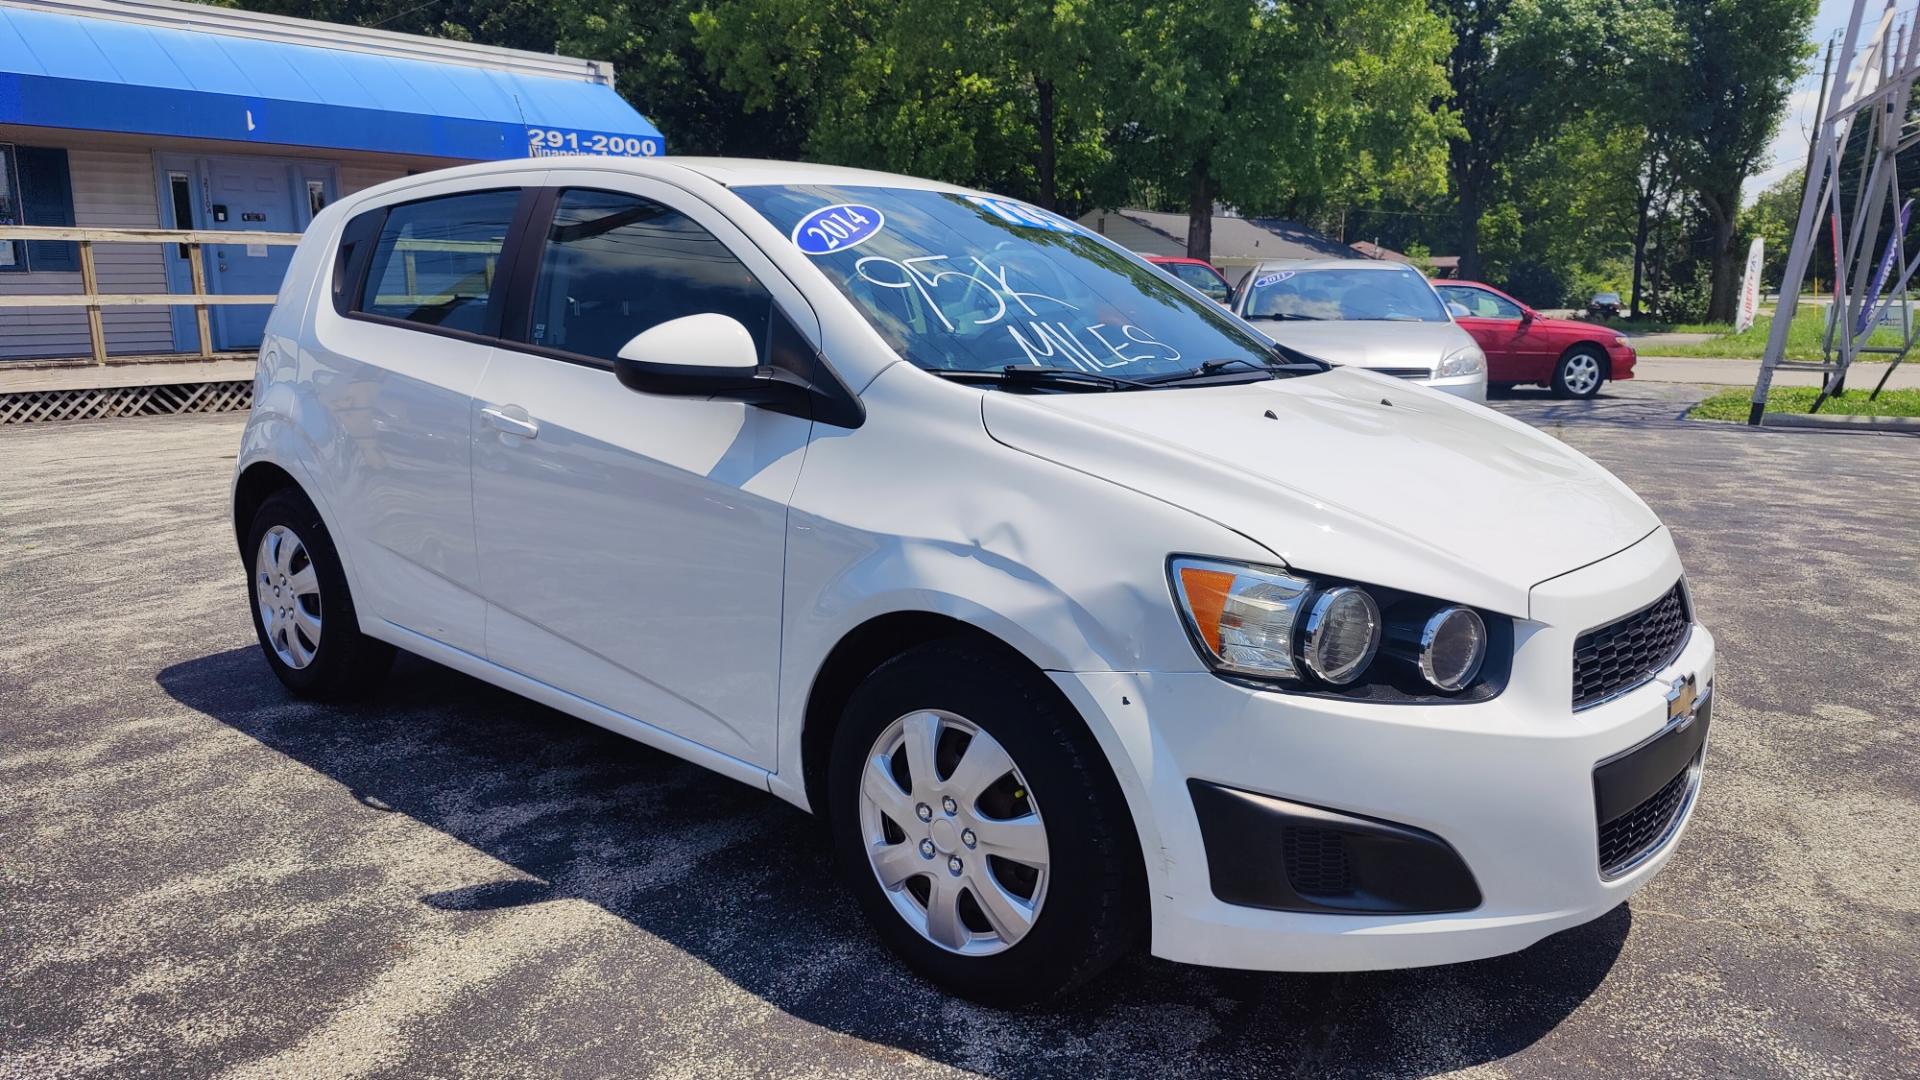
[523, 188, 773, 363]
[358, 189, 519, 334]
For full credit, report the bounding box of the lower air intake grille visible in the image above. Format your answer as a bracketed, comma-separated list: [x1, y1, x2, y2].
[1598, 759, 1695, 877]
[1573, 583, 1691, 709]
[1282, 826, 1354, 897]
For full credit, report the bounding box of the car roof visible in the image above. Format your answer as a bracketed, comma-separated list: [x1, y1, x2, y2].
[383, 155, 984, 196]
[1143, 254, 1212, 265]
[1248, 258, 1416, 273]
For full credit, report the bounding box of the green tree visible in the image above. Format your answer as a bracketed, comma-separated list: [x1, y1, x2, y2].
[556, 0, 814, 156]
[1740, 168, 1802, 287]
[1108, 0, 1457, 261]
[1663, 0, 1816, 322]
[1432, 0, 1670, 283]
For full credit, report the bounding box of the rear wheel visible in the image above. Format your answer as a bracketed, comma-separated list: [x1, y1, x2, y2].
[828, 639, 1143, 1004]
[244, 488, 394, 699]
[1552, 346, 1606, 399]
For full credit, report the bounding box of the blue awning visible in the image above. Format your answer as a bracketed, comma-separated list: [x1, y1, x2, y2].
[0, 6, 664, 160]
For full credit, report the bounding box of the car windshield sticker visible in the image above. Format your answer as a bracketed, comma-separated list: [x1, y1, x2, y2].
[793, 204, 886, 255]
[1253, 271, 1293, 288]
[964, 195, 1079, 233]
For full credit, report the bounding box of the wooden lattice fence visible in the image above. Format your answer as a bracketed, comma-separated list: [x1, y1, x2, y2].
[0, 380, 252, 424]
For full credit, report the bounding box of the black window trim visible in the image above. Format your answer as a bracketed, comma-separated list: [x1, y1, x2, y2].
[339, 185, 538, 348]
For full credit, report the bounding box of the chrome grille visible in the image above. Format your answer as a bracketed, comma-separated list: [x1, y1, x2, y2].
[1573, 583, 1691, 710]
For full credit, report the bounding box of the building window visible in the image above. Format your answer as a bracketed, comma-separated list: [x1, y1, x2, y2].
[0, 145, 20, 271]
[0, 144, 78, 273]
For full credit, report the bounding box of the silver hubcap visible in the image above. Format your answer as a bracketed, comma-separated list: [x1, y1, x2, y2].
[255, 525, 321, 669]
[858, 710, 1050, 955]
[1564, 353, 1601, 394]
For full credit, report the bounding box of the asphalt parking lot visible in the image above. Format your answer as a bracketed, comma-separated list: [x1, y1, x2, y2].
[3, 382, 1917, 1079]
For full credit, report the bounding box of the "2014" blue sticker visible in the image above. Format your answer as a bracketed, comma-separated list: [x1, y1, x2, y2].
[793, 204, 885, 255]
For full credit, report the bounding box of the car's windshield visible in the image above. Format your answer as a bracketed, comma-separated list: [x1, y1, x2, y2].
[732, 184, 1290, 379]
[1242, 267, 1451, 323]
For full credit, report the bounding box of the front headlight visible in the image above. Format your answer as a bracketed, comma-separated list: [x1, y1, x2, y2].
[1613, 335, 1630, 348]
[1169, 557, 1314, 679]
[1170, 558, 1384, 684]
[1437, 344, 1486, 377]
[1169, 556, 1508, 700]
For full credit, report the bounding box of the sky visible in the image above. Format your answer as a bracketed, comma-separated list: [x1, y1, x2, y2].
[1746, 0, 1886, 202]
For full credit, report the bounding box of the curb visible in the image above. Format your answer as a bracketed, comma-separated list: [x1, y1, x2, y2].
[1757, 412, 1920, 433]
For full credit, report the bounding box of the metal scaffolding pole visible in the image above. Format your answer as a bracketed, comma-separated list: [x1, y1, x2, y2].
[1751, 0, 1920, 423]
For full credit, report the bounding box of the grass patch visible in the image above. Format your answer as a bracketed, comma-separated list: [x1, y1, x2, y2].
[1689, 385, 1920, 422]
[1655, 310, 1906, 360]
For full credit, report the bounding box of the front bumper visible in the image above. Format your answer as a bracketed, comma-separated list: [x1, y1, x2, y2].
[1049, 533, 1713, 973]
[1609, 343, 1638, 381]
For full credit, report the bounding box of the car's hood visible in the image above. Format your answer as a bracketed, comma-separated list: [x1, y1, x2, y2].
[1245, 319, 1475, 372]
[980, 369, 1659, 616]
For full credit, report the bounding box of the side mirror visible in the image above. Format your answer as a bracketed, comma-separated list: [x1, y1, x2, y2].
[614, 313, 761, 396]
[1519, 307, 1535, 324]
[611, 311, 864, 428]
[1447, 301, 1471, 318]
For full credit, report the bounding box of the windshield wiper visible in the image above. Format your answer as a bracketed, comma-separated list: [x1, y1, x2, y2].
[1143, 355, 1331, 386]
[931, 365, 1150, 392]
[1246, 312, 1325, 321]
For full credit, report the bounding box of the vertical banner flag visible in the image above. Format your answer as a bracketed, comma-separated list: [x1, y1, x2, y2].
[1735, 237, 1765, 333]
[1855, 199, 1913, 337]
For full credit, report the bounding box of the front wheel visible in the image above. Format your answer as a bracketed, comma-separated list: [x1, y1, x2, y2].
[828, 640, 1143, 1005]
[1552, 347, 1606, 399]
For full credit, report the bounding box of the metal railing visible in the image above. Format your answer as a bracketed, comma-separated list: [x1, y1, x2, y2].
[0, 225, 302, 363]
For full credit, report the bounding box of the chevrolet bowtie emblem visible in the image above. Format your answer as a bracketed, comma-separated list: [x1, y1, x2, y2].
[1666, 672, 1699, 724]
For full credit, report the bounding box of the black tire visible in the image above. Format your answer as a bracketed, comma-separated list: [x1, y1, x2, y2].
[828, 639, 1144, 1005]
[244, 488, 394, 700]
[1551, 346, 1607, 399]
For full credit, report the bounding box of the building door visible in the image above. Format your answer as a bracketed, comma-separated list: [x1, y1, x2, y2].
[203, 157, 297, 350]
[159, 156, 336, 353]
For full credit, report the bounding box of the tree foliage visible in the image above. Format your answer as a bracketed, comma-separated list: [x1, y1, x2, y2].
[1104, 0, 1457, 256]
[211, 0, 1821, 307]
[1662, 0, 1816, 321]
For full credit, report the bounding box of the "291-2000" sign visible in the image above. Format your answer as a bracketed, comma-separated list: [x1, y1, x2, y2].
[526, 127, 660, 158]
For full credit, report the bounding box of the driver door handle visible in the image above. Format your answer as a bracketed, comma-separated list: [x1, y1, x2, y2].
[480, 404, 539, 439]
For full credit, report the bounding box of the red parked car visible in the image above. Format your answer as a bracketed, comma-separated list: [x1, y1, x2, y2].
[1143, 255, 1232, 305]
[1435, 281, 1636, 398]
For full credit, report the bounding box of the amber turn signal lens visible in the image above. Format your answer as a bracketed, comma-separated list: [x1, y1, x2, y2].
[1177, 566, 1236, 653]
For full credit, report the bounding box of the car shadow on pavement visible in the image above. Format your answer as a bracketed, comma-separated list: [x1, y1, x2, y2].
[159, 646, 1628, 1078]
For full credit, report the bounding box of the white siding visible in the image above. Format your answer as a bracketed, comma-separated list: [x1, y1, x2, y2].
[0, 146, 172, 360]
[1081, 212, 1184, 258]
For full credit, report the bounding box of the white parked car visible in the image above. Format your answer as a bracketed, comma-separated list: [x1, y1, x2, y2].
[235, 158, 1713, 1004]
[1231, 259, 1489, 400]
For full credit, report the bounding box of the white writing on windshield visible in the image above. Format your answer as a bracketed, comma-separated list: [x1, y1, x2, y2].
[854, 252, 1183, 371]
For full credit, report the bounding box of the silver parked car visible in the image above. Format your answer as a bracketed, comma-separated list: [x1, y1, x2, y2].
[1231, 259, 1488, 401]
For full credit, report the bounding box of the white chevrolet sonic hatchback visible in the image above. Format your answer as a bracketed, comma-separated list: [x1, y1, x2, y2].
[236, 157, 1714, 1004]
